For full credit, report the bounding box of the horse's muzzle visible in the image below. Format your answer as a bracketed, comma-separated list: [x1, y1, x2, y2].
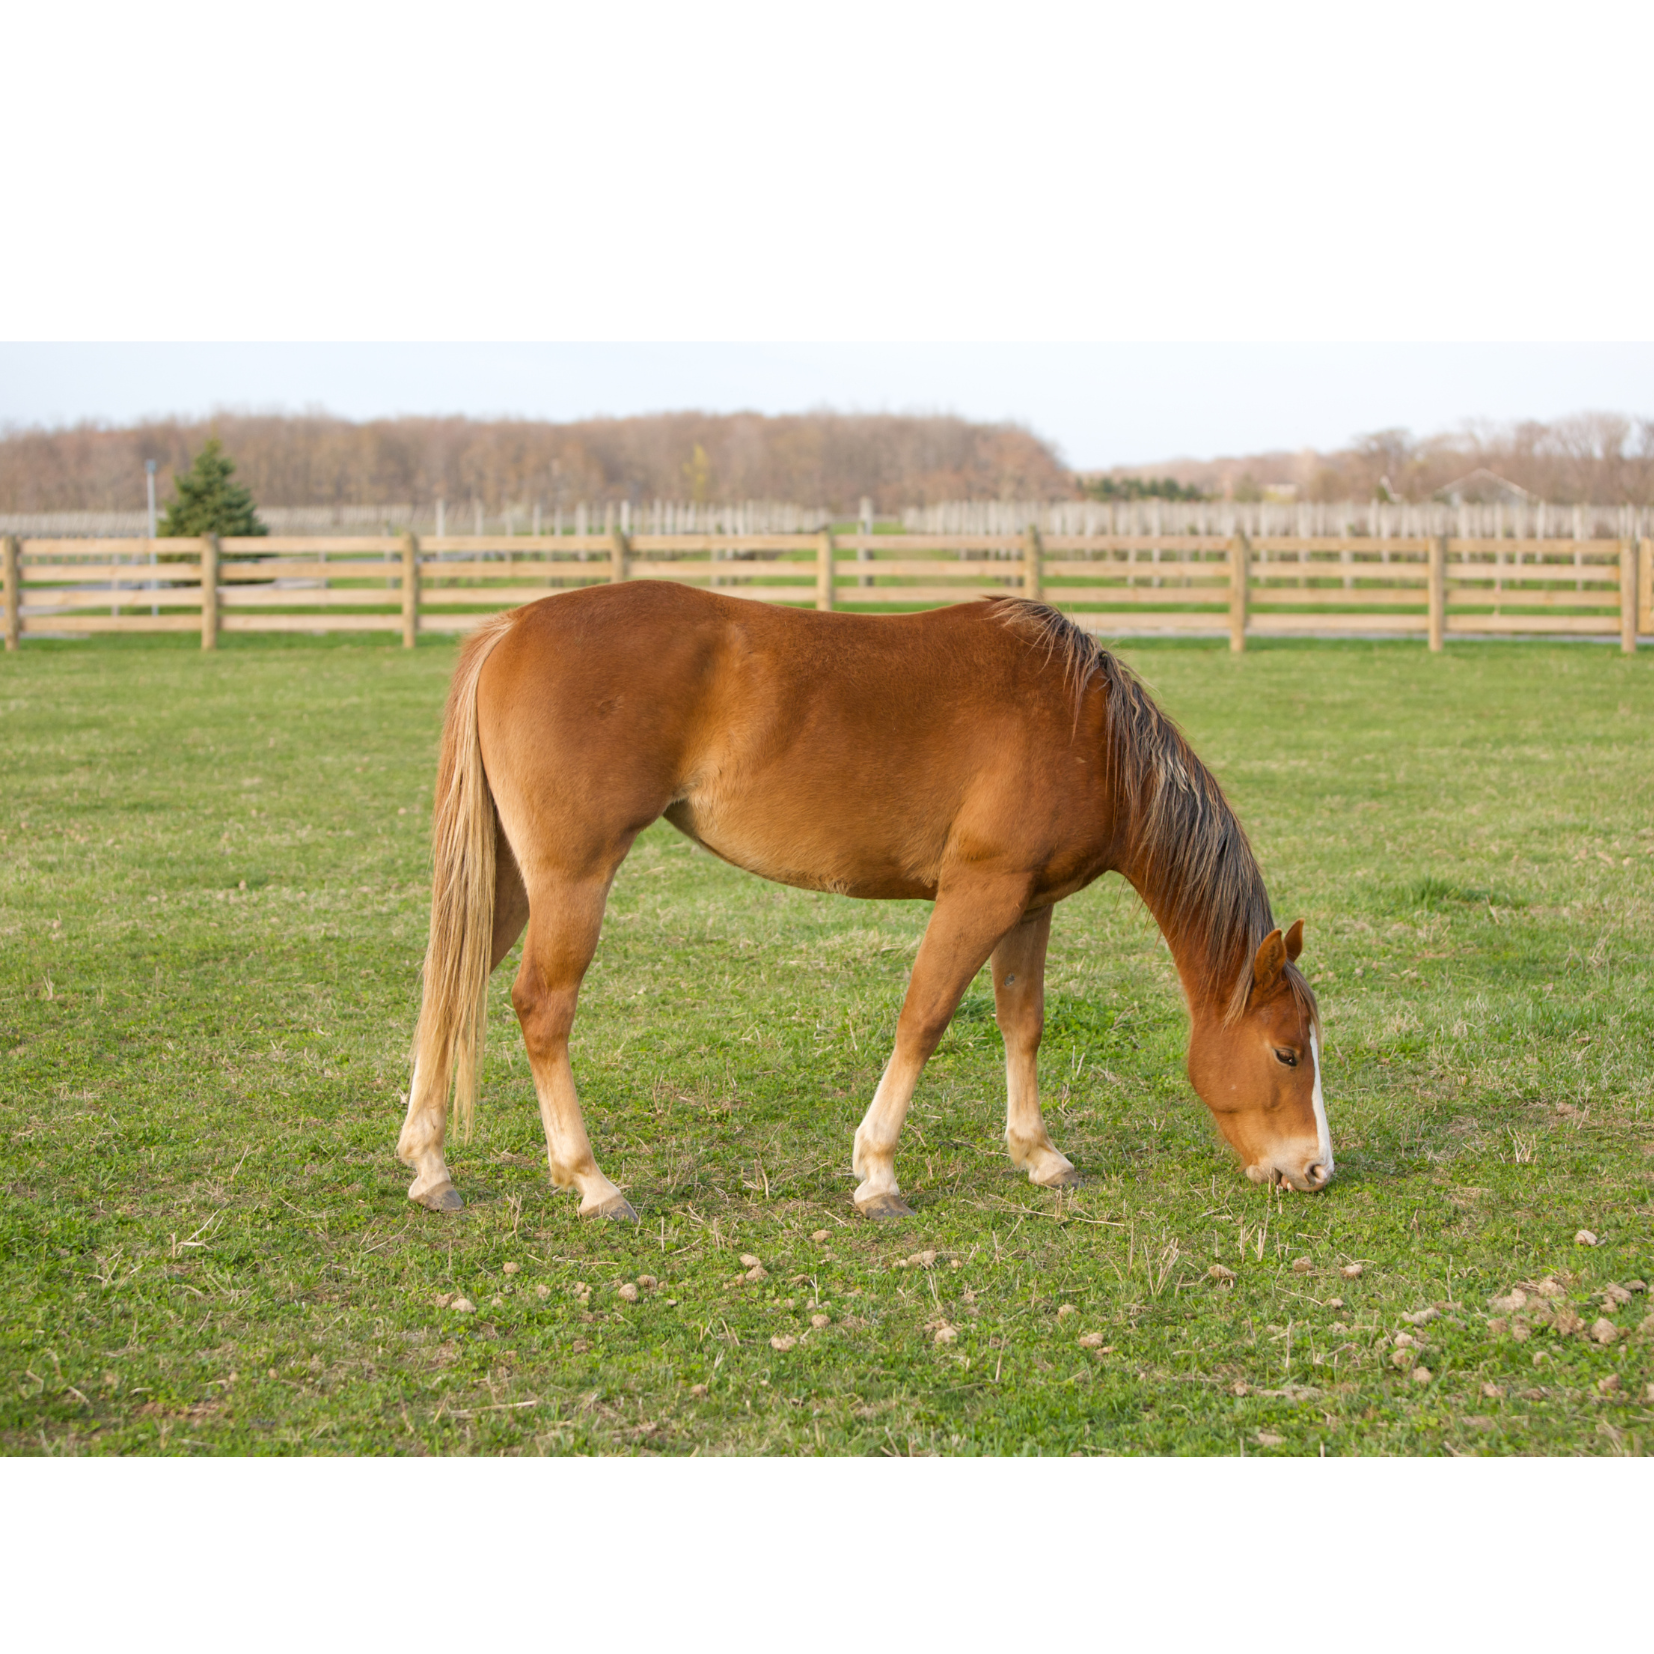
[1247, 1155, 1334, 1193]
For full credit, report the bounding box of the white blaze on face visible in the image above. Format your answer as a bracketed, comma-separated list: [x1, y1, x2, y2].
[1309, 1028, 1333, 1174]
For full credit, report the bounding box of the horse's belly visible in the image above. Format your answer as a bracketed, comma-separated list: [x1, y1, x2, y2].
[662, 799, 938, 901]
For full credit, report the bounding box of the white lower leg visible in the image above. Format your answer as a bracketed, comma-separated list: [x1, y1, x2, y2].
[532, 1050, 626, 1216]
[397, 1060, 456, 1200]
[1005, 1049, 1075, 1186]
[852, 1051, 922, 1207]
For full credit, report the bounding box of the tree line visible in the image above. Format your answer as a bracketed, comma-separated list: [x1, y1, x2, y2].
[0, 410, 1072, 516]
[1095, 412, 1654, 505]
[6, 406, 1650, 514]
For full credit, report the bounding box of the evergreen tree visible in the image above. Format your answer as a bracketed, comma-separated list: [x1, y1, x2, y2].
[158, 438, 267, 536]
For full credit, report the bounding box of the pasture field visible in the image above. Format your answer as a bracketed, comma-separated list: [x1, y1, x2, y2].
[2, 629, 1651, 1456]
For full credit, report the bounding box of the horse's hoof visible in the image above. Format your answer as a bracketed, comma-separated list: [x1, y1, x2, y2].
[588, 1193, 638, 1223]
[413, 1180, 464, 1212]
[1035, 1164, 1082, 1189]
[855, 1193, 914, 1220]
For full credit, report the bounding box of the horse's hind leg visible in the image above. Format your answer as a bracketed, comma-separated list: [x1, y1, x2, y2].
[511, 875, 636, 1222]
[992, 906, 1079, 1189]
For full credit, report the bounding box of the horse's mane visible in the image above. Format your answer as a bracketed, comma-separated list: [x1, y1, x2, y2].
[987, 597, 1314, 1025]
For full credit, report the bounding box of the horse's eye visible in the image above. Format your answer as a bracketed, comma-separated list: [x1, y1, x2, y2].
[1274, 1048, 1298, 1067]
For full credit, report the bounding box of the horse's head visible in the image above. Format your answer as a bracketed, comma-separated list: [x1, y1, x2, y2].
[1186, 919, 1332, 1192]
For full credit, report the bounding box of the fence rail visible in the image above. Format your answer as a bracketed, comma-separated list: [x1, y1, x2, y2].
[3, 530, 1647, 654]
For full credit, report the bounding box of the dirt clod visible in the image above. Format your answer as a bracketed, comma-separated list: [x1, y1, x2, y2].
[1057, 1304, 1077, 1319]
[933, 1324, 957, 1345]
[1208, 1264, 1236, 1283]
[1597, 1374, 1621, 1395]
[739, 1254, 761, 1269]
[811, 1314, 830, 1329]
[810, 1230, 830, 1242]
[617, 1283, 640, 1303]
[1482, 1383, 1505, 1399]
[1590, 1318, 1618, 1345]
[1291, 1258, 1314, 1275]
[1411, 1365, 1433, 1384]
[637, 1274, 658, 1290]
[1574, 1229, 1598, 1247]
[744, 1264, 767, 1282]
[1256, 1431, 1284, 1447]
[1390, 1347, 1416, 1370]
[1340, 1264, 1363, 1279]
[534, 1284, 550, 1300]
[769, 1335, 797, 1352]
[689, 1384, 708, 1398]
[451, 1297, 475, 1314]
[501, 1262, 521, 1275]
[1077, 1332, 1107, 1349]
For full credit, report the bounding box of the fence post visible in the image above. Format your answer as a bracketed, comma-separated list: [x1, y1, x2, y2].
[1640, 539, 1653, 638]
[1023, 524, 1043, 604]
[611, 527, 629, 584]
[2, 536, 18, 652]
[201, 535, 219, 651]
[1621, 538, 1638, 655]
[859, 496, 873, 588]
[1428, 534, 1446, 653]
[816, 530, 835, 611]
[401, 530, 420, 649]
[1228, 532, 1249, 653]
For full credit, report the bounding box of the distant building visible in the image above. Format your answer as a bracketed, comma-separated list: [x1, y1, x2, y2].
[1433, 468, 1532, 506]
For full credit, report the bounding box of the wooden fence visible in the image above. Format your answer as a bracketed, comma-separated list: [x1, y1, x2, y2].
[3, 530, 1648, 654]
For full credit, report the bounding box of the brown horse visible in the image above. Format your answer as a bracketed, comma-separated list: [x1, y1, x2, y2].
[397, 582, 1331, 1219]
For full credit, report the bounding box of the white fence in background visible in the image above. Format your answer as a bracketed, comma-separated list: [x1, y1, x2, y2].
[901, 499, 1654, 540]
[2, 498, 1649, 541]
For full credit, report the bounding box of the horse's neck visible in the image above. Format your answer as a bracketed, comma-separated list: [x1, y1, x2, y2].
[1117, 840, 1240, 1022]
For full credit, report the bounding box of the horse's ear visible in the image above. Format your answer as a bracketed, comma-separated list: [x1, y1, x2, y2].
[1253, 928, 1287, 993]
[1284, 918, 1305, 963]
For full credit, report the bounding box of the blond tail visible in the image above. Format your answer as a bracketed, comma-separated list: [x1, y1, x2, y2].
[411, 612, 517, 1143]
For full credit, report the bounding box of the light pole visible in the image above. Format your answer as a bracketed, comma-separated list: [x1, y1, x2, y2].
[146, 460, 158, 616]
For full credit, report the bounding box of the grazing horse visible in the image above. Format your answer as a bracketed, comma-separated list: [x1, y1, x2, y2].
[397, 582, 1331, 1219]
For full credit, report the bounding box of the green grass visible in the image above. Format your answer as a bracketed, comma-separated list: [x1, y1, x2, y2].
[2, 630, 1652, 1456]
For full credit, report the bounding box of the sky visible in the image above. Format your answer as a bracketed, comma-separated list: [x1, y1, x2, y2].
[2, 342, 1649, 472]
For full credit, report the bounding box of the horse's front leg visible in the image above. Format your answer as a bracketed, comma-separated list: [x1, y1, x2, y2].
[992, 905, 1079, 1188]
[852, 877, 1033, 1218]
